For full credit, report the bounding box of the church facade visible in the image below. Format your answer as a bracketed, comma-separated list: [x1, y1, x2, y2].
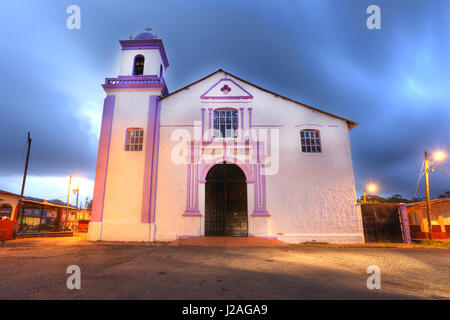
[87, 31, 365, 244]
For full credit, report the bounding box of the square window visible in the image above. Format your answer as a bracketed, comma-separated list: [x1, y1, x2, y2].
[300, 130, 321, 153]
[126, 128, 144, 151]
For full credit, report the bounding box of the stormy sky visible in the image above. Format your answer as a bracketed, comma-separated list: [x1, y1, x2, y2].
[0, 0, 449, 205]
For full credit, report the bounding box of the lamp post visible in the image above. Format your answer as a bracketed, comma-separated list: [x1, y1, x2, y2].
[424, 151, 446, 240]
[64, 176, 72, 231]
[363, 184, 377, 203]
[73, 178, 80, 231]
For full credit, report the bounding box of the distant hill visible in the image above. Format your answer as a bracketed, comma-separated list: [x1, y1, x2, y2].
[25, 196, 75, 208]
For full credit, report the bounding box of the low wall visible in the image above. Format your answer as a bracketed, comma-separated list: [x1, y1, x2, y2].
[0, 220, 14, 240]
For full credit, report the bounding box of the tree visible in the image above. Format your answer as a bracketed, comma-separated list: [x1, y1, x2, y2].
[358, 194, 387, 203]
[385, 194, 411, 203]
[86, 198, 93, 210]
[438, 191, 450, 199]
[359, 194, 414, 203]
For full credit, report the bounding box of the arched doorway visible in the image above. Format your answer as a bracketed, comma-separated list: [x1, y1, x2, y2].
[205, 163, 248, 236]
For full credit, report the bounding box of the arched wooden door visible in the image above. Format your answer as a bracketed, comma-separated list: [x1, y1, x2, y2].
[205, 163, 248, 236]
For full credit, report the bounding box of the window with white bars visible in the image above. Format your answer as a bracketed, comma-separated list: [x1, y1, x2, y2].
[214, 109, 238, 138]
[0, 204, 12, 220]
[300, 130, 321, 153]
[125, 128, 144, 151]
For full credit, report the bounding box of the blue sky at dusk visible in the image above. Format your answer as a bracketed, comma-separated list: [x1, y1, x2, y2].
[0, 0, 449, 205]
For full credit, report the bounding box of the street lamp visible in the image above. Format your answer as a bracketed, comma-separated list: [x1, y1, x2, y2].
[363, 183, 377, 203]
[433, 151, 446, 161]
[424, 151, 446, 240]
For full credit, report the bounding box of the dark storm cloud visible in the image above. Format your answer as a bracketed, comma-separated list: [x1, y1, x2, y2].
[0, 0, 449, 199]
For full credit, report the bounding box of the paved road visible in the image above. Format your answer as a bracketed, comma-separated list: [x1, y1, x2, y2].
[0, 236, 448, 299]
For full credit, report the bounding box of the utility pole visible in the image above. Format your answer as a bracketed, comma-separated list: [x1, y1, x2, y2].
[75, 185, 79, 213]
[424, 151, 433, 240]
[74, 180, 80, 231]
[14, 132, 32, 236]
[363, 190, 367, 203]
[64, 176, 72, 231]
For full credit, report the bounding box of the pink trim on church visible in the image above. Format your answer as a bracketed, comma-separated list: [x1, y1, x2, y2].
[200, 78, 253, 100]
[91, 95, 115, 222]
[119, 38, 169, 68]
[102, 76, 168, 94]
[251, 142, 270, 217]
[141, 95, 161, 224]
[199, 159, 253, 184]
[181, 137, 270, 218]
[183, 143, 201, 216]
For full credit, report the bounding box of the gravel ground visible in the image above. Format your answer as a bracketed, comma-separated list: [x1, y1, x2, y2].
[0, 235, 448, 299]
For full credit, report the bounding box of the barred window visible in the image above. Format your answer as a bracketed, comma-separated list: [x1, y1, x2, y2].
[0, 204, 12, 221]
[214, 109, 238, 138]
[300, 130, 321, 153]
[125, 128, 144, 151]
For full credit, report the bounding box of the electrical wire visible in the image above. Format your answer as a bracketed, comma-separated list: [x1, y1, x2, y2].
[412, 160, 426, 200]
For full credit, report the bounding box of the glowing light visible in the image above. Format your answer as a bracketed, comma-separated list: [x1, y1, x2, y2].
[432, 151, 446, 161]
[367, 184, 377, 193]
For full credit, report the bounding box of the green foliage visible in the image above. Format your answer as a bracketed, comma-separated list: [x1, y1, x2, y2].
[358, 194, 425, 203]
[412, 240, 450, 248]
[438, 191, 450, 199]
[359, 190, 450, 203]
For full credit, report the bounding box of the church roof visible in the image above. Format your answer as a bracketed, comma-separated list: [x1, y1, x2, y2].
[134, 32, 156, 40]
[160, 69, 358, 130]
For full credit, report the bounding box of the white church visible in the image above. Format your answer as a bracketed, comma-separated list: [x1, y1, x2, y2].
[87, 30, 365, 244]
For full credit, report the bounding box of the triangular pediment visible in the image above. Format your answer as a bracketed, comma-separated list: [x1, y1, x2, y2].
[200, 77, 253, 100]
[161, 69, 357, 129]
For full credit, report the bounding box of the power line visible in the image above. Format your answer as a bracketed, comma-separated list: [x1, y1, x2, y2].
[412, 159, 425, 199]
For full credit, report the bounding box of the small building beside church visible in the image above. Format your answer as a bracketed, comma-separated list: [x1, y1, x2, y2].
[0, 190, 22, 240]
[406, 197, 450, 239]
[88, 31, 364, 243]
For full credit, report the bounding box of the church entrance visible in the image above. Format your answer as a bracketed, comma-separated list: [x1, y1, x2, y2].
[205, 163, 248, 236]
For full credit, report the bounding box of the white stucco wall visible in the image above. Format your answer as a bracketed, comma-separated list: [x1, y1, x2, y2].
[119, 49, 164, 77]
[0, 193, 21, 221]
[98, 89, 161, 241]
[155, 71, 364, 243]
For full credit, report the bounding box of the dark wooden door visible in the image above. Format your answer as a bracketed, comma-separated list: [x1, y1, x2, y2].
[361, 204, 404, 243]
[205, 164, 248, 236]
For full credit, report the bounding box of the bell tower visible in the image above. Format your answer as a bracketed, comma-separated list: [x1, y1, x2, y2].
[88, 29, 169, 242]
[117, 28, 169, 79]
